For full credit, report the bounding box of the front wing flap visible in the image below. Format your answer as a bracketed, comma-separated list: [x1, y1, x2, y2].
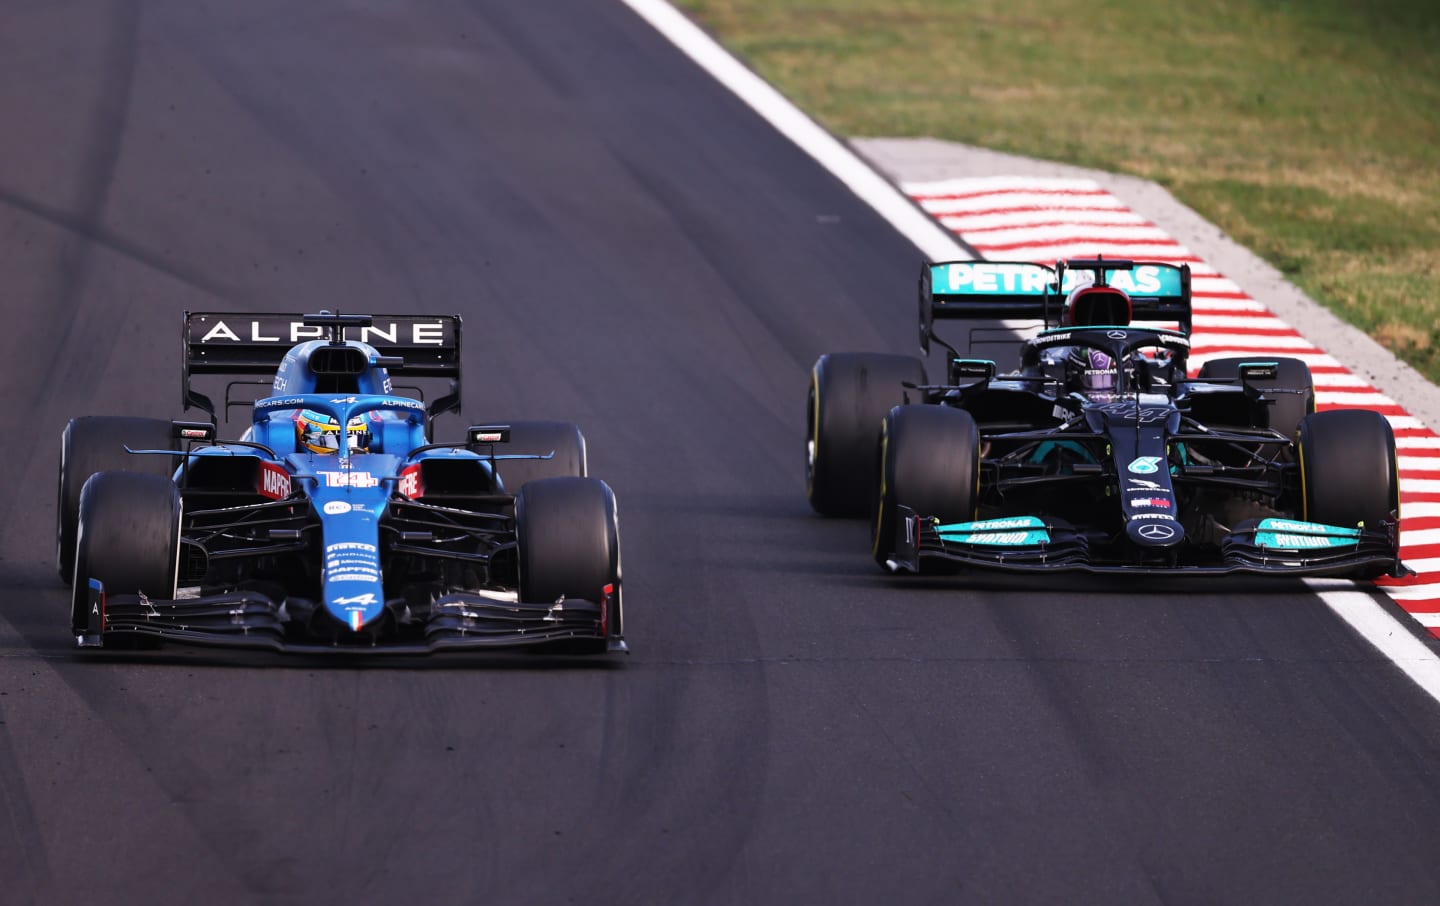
[77, 583, 623, 654]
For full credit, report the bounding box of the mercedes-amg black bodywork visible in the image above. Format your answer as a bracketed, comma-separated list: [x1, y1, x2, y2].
[808, 258, 1407, 579]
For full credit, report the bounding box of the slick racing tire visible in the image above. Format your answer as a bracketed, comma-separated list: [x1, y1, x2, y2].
[808, 352, 927, 517]
[71, 471, 182, 636]
[57, 416, 177, 585]
[492, 421, 587, 493]
[1197, 356, 1314, 446]
[515, 476, 621, 652]
[1297, 409, 1399, 531]
[873, 405, 980, 569]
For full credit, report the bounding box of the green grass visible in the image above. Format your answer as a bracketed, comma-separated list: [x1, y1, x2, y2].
[676, 0, 1440, 381]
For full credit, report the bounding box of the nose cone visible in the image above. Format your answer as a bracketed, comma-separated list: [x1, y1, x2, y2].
[1126, 517, 1184, 547]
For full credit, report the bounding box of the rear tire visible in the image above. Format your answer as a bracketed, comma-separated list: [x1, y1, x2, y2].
[1298, 409, 1399, 530]
[873, 405, 980, 568]
[491, 421, 587, 492]
[71, 471, 181, 635]
[515, 476, 621, 653]
[1197, 357, 1314, 444]
[808, 352, 927, 516]
[57, 416, 177, 584]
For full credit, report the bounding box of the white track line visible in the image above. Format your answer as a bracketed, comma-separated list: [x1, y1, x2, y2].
[1305, 584, 1440, 683]
[617, 0, 966, 264]
[622, 1, 1440, 704]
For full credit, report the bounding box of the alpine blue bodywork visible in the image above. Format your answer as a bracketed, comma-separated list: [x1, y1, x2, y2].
[65, 312, 625, 654]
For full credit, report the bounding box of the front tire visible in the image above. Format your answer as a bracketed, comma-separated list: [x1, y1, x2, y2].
[57, 416, 177, 584]
[873, 405, 980, 568]
[515, 476, 621, 652]
[71, 471, 181, 635]
[1298, 409, 1398, 530]
[808, 352, 927, 517]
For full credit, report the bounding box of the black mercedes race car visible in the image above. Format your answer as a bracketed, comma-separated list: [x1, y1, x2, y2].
[58, 311, 626, 654]
[806, 257, 1407, 578]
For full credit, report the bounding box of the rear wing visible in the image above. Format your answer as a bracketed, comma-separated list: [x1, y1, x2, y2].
[182, 311, 462, 421]
[918, 259, 1191, 353]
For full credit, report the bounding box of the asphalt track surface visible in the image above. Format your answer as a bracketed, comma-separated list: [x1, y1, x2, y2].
[3, 2, 1440, 904]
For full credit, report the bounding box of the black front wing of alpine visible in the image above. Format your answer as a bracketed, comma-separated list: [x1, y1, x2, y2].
[76, 582, 626, 654]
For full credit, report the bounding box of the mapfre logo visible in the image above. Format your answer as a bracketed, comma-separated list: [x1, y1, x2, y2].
[397, 464, 423, 500]
[257, 462, 292, 499]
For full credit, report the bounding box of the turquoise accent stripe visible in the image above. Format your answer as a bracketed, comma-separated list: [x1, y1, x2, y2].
[1254, 518, 1361, 550]
[935, 516, 1049, 547]
[935, 516, 1045, 532]
[930, 263, 1053, 295]
[938, 529, 1051, 546]
[931, 263, 1185, 298]
[1256, 518, 1361, 537]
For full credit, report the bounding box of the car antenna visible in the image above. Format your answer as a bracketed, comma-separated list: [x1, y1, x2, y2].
[313, 310, 348, 345]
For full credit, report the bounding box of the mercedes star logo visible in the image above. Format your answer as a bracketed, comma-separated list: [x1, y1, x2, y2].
[1138, 523, 1177, 541]
[1107, 330, 1129, 340]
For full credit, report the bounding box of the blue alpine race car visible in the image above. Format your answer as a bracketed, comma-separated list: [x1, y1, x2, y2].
[58, 311, 625, 654]
[807, 257, 1407, 579]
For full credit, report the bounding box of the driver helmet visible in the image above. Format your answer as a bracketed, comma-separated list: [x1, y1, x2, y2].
[1062, 286, 1132, 395]
[1073, 347, 1118, 394]
[296, 409, 372, 455]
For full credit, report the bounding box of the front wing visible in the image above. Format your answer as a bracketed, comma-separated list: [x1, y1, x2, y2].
[76, 582, 626, 654]
[885, 507, 1408, 578]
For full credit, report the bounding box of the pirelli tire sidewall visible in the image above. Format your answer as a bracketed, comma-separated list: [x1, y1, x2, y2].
[873, 404, 980, 568]
[515, 476, 621, 648]
[57, 416, 178, 585]
[808, 352, 927, 517]
[71, 471, 182, 634]
[1297, 408, 1399, 531]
